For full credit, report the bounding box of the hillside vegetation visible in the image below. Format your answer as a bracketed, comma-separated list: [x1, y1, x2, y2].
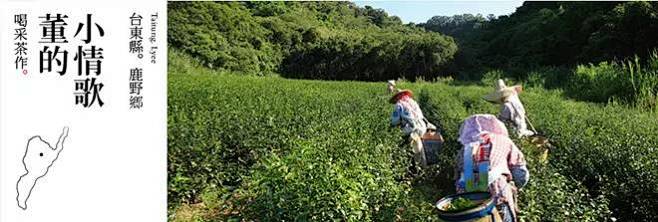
[420, 1, 658, 109]
[167, 2, 658, 221]
[169, 1, 658, 110]
[169, 51, 658, 221]
[169, 2, 457, 81]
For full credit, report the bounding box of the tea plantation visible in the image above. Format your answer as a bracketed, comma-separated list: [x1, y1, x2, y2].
[168, 55, 658, 221]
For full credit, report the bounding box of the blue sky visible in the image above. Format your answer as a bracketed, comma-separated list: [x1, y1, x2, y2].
[353, 1, 524, 24]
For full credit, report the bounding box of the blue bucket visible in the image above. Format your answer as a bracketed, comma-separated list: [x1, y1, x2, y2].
[435, 192, 497, 221]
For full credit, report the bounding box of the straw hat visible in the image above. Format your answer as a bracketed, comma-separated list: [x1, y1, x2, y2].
[483, 79, 522, 104]
[387, 80, 397, 93]
[390, 89, 413, 103]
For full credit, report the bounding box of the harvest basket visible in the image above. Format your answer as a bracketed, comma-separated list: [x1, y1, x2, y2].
[422, 130, 443, 165]
[436, 192, 502, 222]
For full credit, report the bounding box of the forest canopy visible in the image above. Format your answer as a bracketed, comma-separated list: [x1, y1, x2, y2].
[169, 1, 458, 81]
[420, 1, 658, 78]
[168, 1, 658, 108]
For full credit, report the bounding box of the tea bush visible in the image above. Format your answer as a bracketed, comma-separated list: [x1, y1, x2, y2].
[169, 60, 416, 220]
[417, 79, 657, 220]
[522, 90, 658, 221]
[406, 82, 612, 221]
[169, 54, 656, 221]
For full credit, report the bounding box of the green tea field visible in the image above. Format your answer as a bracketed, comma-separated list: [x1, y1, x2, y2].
[167, 55, 658, 222]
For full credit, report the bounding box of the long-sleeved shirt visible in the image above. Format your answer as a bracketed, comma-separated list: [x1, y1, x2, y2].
[499, 94, 534, 137]
[391, 96, 427, 136]
[456, 114, 527, 221]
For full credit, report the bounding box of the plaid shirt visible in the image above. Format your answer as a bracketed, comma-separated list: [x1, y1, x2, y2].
[456, 115, 527, 221]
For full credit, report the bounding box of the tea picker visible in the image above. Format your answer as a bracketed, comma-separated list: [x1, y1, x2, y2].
[387, 80, 444, 174]
[483, 79, 552, 162]
[387, 80, 398, 93]
[436, 114, 530, 222]
[483, 79, 534, 138]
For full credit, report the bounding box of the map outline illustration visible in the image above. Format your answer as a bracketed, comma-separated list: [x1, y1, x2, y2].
[16, 127, 69, 210]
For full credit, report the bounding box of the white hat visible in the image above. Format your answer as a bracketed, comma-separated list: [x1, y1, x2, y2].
[483, 79, 522, 104]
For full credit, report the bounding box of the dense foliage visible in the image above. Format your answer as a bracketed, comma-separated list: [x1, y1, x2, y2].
[522, 88, 658, 221]
[167, 2, 658, 221]
[168, 2, 457, 81]
[421, 1, 658, 73]
[165, 53, 658, 221]
[169, 51, 410, 221]
[567, 52, 658, 110]
[419, 1, 658, 108]
[413, 80, 658, 221]
[169, 1, 658, 108]
[411, 82, 613, 221]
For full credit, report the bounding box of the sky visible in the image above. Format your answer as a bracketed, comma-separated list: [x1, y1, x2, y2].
[353, 1, 524, 24]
